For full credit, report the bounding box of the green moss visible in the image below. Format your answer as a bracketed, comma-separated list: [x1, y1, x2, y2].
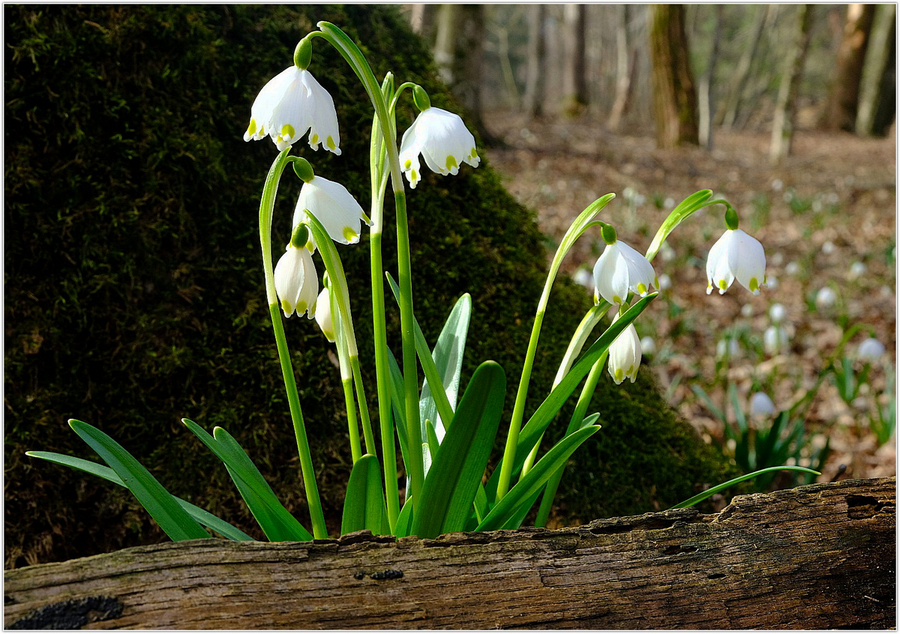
[5, 5, 734, 568]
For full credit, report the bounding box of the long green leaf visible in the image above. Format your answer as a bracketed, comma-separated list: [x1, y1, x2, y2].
[669, 466, 822, 509]
[478, 425, 601, 531]
[341, 454, 389, 535]
[485, 294, 656, 500]
[182, 419, 312, 541]
[68, 420, 210, 541]
[412, 361, 507, 538]
[27, 451, 253, 541]
[646, 189, 713, 261]
[395, 497, 414, 537]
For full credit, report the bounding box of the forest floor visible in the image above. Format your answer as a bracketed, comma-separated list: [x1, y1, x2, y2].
[484, 111, 896, 484]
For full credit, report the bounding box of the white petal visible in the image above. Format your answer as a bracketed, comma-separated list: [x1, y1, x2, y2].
[706, 231, 735, 294]
[294, 176, 365, 245]
[608, 321, 642, 384]
[300, 70, 341, 155]
[315, 288, 336, 342]
[616, 240, 656, 295]
[274, 245, 318, 318]
[593, 245, 628, 305]
[730, 229, 766, 294]
[399, 107, 478, 185]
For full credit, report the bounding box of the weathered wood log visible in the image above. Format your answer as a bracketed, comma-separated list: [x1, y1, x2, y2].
[4, 477, 895, 630]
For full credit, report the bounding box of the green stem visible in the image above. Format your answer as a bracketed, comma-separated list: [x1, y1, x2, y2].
[258, 149, 327, 539]
[332, 289, 362, 463]
[349, 354, 377, 455]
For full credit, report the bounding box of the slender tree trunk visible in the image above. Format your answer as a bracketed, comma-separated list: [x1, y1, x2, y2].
[872, 13, 896, 136]
[698, 5, 723, 149]
[409, 4, 438, 44]
[649, 4, 699, 148]
[821, 4, 877, 131]
[563, 4, 588, 117]
[856, 4, 896, 136]
[719, 5, 770, 129]
[770, 5, 814, 166]
[608, 4, 637, 131]
[433, 4, 458, 85]
[524, 4, 547, 119]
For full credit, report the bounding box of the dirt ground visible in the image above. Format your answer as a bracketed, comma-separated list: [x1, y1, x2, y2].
[484, 111, 896, 483]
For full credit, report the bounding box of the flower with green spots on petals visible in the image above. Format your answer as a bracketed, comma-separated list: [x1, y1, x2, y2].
[243, 66, 341, 154]
[608, 317, 642, 385]
[274, 243, 319, 319]
[314, 287, 336, 342]
[592, 239, 657, 307]
[398, 107, 480, 189]
[292, 176, 370, 248]
[706, 229, 766, 295]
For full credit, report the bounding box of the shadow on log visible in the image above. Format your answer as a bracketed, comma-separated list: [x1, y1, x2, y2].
[4, 477, 895, 629]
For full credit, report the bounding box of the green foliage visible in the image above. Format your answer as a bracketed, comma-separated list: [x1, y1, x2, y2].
[6, 5, 732, 567]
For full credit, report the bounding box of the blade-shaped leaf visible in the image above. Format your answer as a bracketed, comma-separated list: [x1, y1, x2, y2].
[412, 361, 507, 539]
[182, 419, 312, 541]
[27, 451, 253, 541]
[341, 454, 389, 535]
[394, 497, 414, 538]
[68, 420, 210, 541]
[478, 425, 601, 531]
[646, 190, 713, 261]
[669, 466, 821, 509]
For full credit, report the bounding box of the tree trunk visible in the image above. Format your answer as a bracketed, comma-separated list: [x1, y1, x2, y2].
[698, 5, 723, 149]
[4, 478, 894, 629]
[872, 12, 896, 135]
[562, 4, 588, 117]
[524, 4, 547, 119]
[409, 4, 438, 44]
[649, 4, 699, 148]
[608, 4, 637, 131]
[432, 4, 458, 85]
[770, 4, 814, 165]
[719, 5, 770, 129]
[821, 4, 877, 131]
[856, 4, 896, 136]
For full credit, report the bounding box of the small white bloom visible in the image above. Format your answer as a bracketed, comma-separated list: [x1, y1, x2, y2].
[608, 319, 642, 385]
[315, 287, 336, 342]
[822, 240, 836, 255]
[771, 179, 783, 192]
[741, 304, 755, 318]
[593, 240, 657, 306]
[749, 392, 776, 417]
[244, 66, 341, 154]
[659, 242, 676, 263]
[706, 229, 766, 295]
[858, 337, 886, 361]
[716, 338, 740, 359]
[293, 176, 370, 246]
[849, 261, 867, 279]
[766, 274, 779, 290]
[573, 268, 593, 288]
[399, 107, 480, 189]
[815, 287, 837, 309]
[764, 325, 788, 355]
[785, 261, 800, 276]
[657, 273, 672, 291]
[274, 244, 318, 319]
[769, 303, 787, 324]
[639, 336, 657, 356]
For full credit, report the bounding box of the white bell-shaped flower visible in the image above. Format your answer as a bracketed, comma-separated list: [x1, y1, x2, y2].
[315, 287, 336, 342]
[244, 66, 341, 154]
[858, 337, 886, 361]
[608, 318, 642, 385]
[274, 243, 318, 319]
[399, 107, 480, 189]
[750, 392, 776, 417]
[293, 176, 370, 247]
[706, 229, 767, 295]
[592, 239, 657, 306]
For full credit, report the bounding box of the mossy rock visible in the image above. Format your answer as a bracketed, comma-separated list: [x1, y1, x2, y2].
[4, 5, 735, 568]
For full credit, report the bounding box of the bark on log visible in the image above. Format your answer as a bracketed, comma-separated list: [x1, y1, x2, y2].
[4, 478, 895, 630]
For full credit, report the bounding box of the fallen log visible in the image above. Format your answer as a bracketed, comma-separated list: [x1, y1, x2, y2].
[4, 477, 895, 629]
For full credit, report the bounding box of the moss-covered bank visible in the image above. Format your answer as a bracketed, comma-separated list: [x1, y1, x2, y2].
[4, 5, 734, 568]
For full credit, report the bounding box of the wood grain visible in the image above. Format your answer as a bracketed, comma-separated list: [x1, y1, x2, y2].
[4, 477, 895, 629]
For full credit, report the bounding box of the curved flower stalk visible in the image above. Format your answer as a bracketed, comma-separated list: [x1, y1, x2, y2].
[592, 225, 658, 306]
[399, 88, 480, 189]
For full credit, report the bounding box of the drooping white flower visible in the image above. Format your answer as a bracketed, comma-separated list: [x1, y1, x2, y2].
[769, 303, 787, 324]
[293, 176, 369, 247]
[858, 337, 886, 361]
[716, 337, 740, 359]
[244, 66, 341, 154]
[815, 286, 837, 309]
[314, 287, 336, 342]
[849, 261, 867, 280]
[750, 392, 776, 417]
[593, 239, 657, 306]
[274, 244, 318, 319]
[639, 336, 657, 356]
[608, 319, 642, 385]
[764, 324, 788, 356]
[706, 229, 766, 295]
[399, 107, 480, 189]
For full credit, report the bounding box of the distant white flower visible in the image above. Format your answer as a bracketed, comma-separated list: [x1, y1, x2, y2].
[639, 336, 657, 356]
[663, 197, 675, 210]
[315, 287, 336, 342]
[849, 261, 867, 280]
[771, 179, 783, 192]
[858, 337, 886, 361]
[659, 242, 676, 263]
[244, 66, 341, 154]
[815, 287, 837, 309]
[822, 240, 836, 255]
[769, 303, 787, 324]
[706, 229, 766, 295]
[741, 304, 755, 318]
[766, 274, 779, 290]
[274, 244, 318, 319]
[293, 176, 369, 247]
[749, 393, 776, 417]
[785, 261, 801, 276]
[593, 239, 657, 306]
[764, 325, 788, 355]
[399, 107, 480, 189]
[573, 268, 593, 288]
[657, 273, 672, 291]
[608, 319, 642, 384]
[716, 338, 740, 359]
